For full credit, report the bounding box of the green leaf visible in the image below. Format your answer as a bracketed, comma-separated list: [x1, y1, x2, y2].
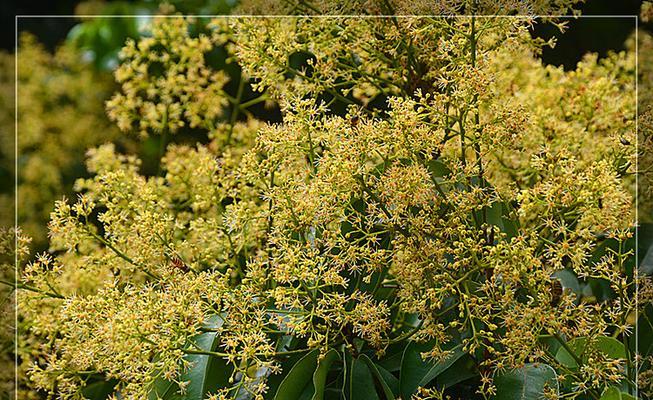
[555, 336, 626, 369]
[494, 363, 558, 400]
[267, 337, 306, 395]
[552, 269, 581, 296]
[342, 348, 351, 398]
[599, 386, 636, 400]
[350, 356, 379, 400]
[312, 350, 340, 400]
[81, 378, 118, 400]
[638, 223, 653, 275]
[431, 355, 477, 389]
[633, 304, 653, 358]
[182, 331, 231, 399]
[419, 345, 465, 387]
[149, 374, 182, 400]
[149, 316, 230, 400]
[484, 201, 505, 230]
[360, 354, 397, 399]
[376, 342, 407, 372]
[399, 342, 465, 398]
[376, 365, 400, 397]
[426, 159, 451, 178]
[274, 349, 319, 400]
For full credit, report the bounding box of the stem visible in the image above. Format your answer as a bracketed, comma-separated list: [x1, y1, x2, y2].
[306, 129, 318, 175]
[462, 283, 478, 339]
[268, 59, 372, 115]
[0, 279, 65, 299]
[182, 347, 311, 359]
[85, 229, 160, 280]
[157, 107, 169, 177]
[469, 15, 488, 235]
[227, 73, 246, 145]
[386, 320, 424, 345]
[238, 93, 268, 110]
[553, 333, 584, 369]
[360, 183, 409, 237]
[541, 346, 601, 400]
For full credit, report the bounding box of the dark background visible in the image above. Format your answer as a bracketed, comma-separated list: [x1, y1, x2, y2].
[0, 0, 646, 69]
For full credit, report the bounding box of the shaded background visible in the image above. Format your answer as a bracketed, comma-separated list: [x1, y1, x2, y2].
[1, 0, 646, 69]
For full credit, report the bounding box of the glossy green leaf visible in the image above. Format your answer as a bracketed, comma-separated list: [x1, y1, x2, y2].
[350, 356, 379, 400]
[149, 315, 229, 400]
[360, 354, 397, 399]
[342, 348, 351, 398]
[634, 304, 653, 358]
[552, 269, 581, 296]
[494, 363, 558, 400]
[268, 355, 305, 396]
[555, 336, 626, 369]
[426, 159, 451, 178]
[149, 372, 182, 400]
[376, 342, 406, 372]
[638, 223, 653, 275]
[81, 378, 118, 400]
[377, 367, 400, 397]
[484, 201, 505, 230]
[432, 355, 477, 389]
[312, 349, 340, 400]
[182, 331, 231, 399]
[274, 349, 319, 400]
[419, 345, 465, 387]
[399, 342, 465, 398]
[599, 386, 636, 400]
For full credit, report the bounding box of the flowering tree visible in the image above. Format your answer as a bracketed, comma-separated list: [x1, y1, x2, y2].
[10, 1, 653, 400]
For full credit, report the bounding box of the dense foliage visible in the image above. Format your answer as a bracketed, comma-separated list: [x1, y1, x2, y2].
[3, 1, 652, 400]
[12, 35, 127, 251]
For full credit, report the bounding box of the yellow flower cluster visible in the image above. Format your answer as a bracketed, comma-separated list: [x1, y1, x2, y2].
[638, 28, 653, 222]
[236, 0, 584, 16]
[107, 17, 230, 136]
[0, 228, 30, 399]
[19, 118, 266, 397]
[15, 8, 643, 400]
[488, 45, 636, 200]
[229, 17, 405, 104]
[26, 269, 228, 397]
[4, 35, 127, 251]
[637, 11, 653, 399]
